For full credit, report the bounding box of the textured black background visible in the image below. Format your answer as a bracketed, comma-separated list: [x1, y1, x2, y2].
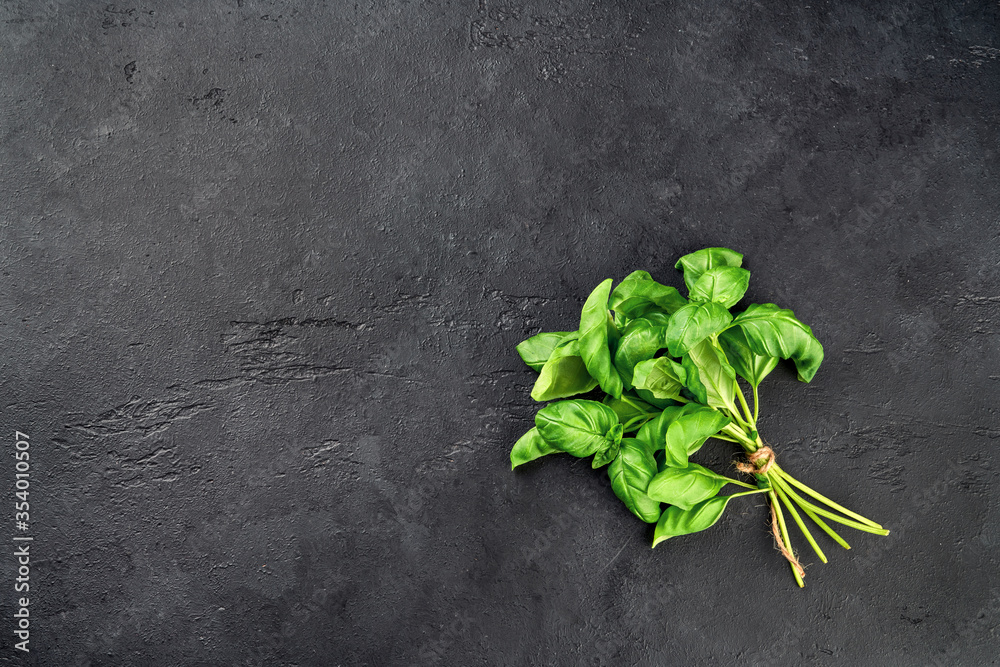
[2, 1, 999, 665]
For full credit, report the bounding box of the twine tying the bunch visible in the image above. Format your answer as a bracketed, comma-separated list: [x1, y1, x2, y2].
[735, 446, 806, 580]
[734, 446, 776, 475]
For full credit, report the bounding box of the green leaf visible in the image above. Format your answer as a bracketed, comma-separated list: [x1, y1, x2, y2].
[680, 355, 708, 405]
[592, 423, 624, 469]
[631, 357, 687, 401]
[516, 331, 574, 371]
[634, 390, 682, 411]
[675, 247, 744, 293]
[664, 301, 732, 357]
[665, 404, 731, 458]
[682, 339, 737, 411]
[689, 267, 751, 309]
[635, 407, 685, 455]
[535, 399, 620, 463]
[602, 393, 656, 424]
[646, 463, 730, 510]
[729, 303, 824, 382]
[635, 406, 688, 468]
[530, 335, 599, 402]
[718, 326, 778, 388]
[652, 495, 733, 547]
[613, 316, 669, 387]
[510, 427, 561, 469]
[610, 270, 688, 318]
[578, 279, 624, 399]
[608, 438, 662, 523]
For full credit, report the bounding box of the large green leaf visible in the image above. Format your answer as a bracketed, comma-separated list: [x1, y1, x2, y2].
[635, 406, 688, 468]
[728, 303, 824, 382]
[609, 270, 688, 318]
[631, 357, 687, 402]
[689, 267, 750, 309]
[682, 339, 737, 411]
[510, 427, 561, 469]
[664, 301, 732, 357]
[652, 495, 734, 547]
[635, 407, 684, 451]
[608, 438, 662, 523]
[613, 316, 668, 386]
[535, 399, 621, 466]
[530, 335, 599, 402]
[718, 326, 778, 388]
[578, 279, 624, 399]
[516, 331, 574, 371]
[674, 247, 744, 293]
[665, 404, 731, 458]
[646, 463, 730, 510]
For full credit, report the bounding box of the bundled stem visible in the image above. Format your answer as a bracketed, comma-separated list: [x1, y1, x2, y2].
[722, 380, 888, 587]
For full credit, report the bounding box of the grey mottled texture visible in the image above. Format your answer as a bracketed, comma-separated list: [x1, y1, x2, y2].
[1, 0, 999, 665]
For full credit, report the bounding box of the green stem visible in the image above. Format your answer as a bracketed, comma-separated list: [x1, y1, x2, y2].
[621, 414, 654, 432]
[770, 476, 890, 536]
[773, 482, 827, 563]
[798, 503, 852, 550]
[722, 424, 757, 449]
[770, 490, 804, 588]
[773, 466, 884, 529]
[752, 384, 759, 424]
[725, 477, 758, 490]
[735, 380, 755, 428]
[727, 488, 770, 499]
[619, 395, 649, 412]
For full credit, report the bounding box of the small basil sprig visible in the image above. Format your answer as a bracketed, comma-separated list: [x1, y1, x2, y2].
[510, 247, 889, 587]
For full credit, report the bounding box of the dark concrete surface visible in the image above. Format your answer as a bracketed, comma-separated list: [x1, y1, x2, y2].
[1, 0, 999, 665]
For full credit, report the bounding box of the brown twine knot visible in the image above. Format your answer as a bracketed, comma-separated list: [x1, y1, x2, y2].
[735, 446, 776, 474]
[734, 446, 806, 581]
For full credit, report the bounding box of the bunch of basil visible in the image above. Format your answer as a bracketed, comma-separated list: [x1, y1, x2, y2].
[511, 247, 888, 586]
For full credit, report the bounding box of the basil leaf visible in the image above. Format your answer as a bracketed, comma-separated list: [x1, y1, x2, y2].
[608, 438, 662, 523]
[510, 427, 561, 469]
[578, 279, 624, 399]
[674, 247, 744, 293]
[613, 317, 668, 387]
[609, 270, 687, 318]
[652, 495, 733, 547]
[631, 357, 687, 401]
[729, 303, 824, 382]
[635, 406, 688, 468]
[592, 423, 624, 469]
[664, 301, 732, 357]
[530, 335, 599, 402]
[634, 390, 682, 411]
[602, 393, 656, 424]
[680, 354, 708, 405]
[516, 331, 574, 371]
[665, 404, 731, 458]
[718, 326, 778, 388]
[635, 407, 684, 452]
[682, 339, 737, 411]
[646, 463, 729, 510]
[535, 399, 620, 464]
[688, 267, 750, 309]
